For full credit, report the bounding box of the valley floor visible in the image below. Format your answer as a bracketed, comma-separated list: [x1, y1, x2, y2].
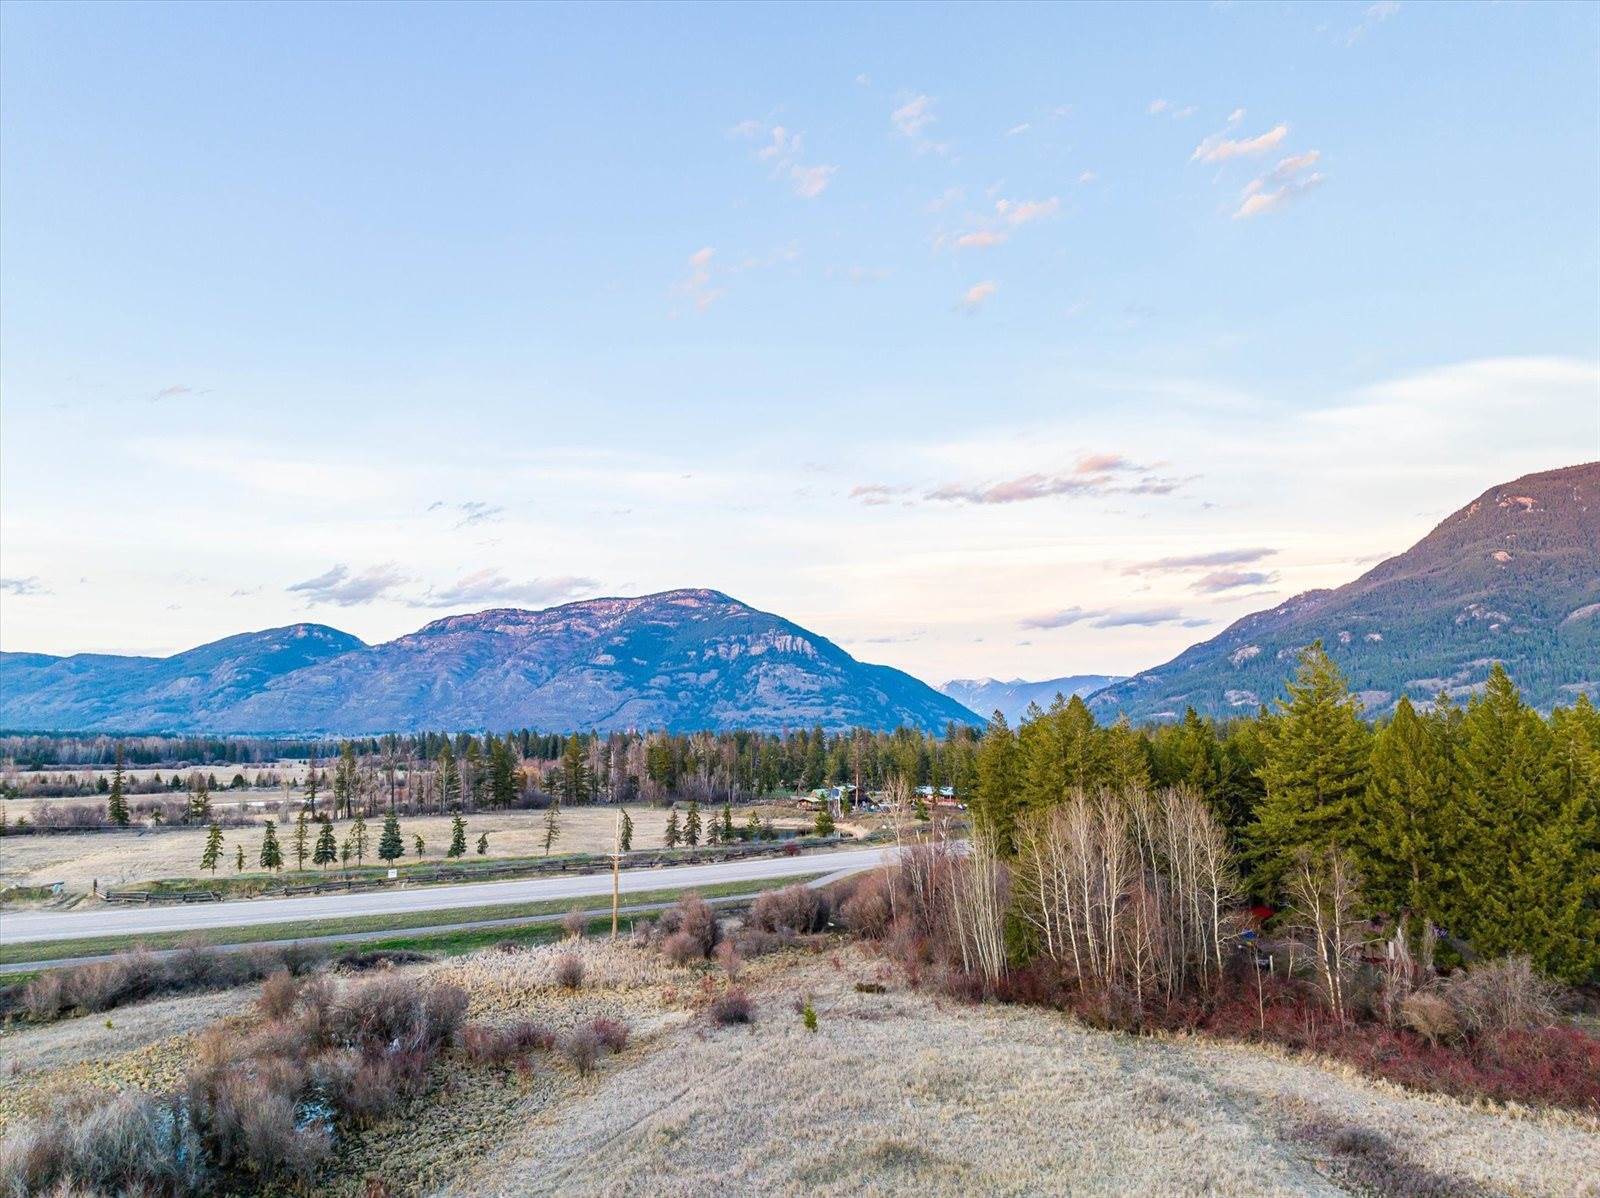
[3, 939, 1594, 1197]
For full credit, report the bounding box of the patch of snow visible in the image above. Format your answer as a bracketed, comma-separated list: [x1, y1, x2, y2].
[1229, 644, 1261, 667]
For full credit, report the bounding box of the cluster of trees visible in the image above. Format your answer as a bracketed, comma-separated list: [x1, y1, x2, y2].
[967, 646, 1599, 983]
[200, 810, 491, 876]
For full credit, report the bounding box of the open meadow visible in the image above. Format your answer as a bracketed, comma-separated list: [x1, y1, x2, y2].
[0, 805, 832, 896]
[2, 913, 1594, 1198]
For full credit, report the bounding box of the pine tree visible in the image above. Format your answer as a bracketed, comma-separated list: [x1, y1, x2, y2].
[542, 798, 562, 855]
[560, 734, 589, 804]
[438, 741, 461, 811]
[304, 750, 320, 818]
[292, 810, 311, 871]
[106, 743, 130, 827]
[235, 844, 246, 872]
[476, 832, 489, 855]
[913, 795, 930, 821]
[684, 799, 701, 847]
[1104, 715, 1152, 793]
[1454, 666, 1597, 981]
[664, 806, 682, 848]
[745, 810, 761, 839]
[721, 803, 734, 841]
[414, 833, 426, 858]
[190, 777, 212, 823]
[259, 822, 283, 871]
[619, 807, 634, 852]
[378, 810, 404, 863]
[814, 805, 836, 837]
[313, 816, 337, 867]
[489, 736, 519, 808]
[1246, 643, 1371, 898]
[1351, 695, 1460, 936]
[973, 713, 1022, 854]
[200, 821, 224, 873]
[447, 813, 467, 858]
[349, 814, 369, 866]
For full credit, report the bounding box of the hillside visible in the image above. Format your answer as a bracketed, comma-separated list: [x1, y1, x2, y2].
[0, 590, 979, 735]
[941, 675, 1123, 725]
[1090, 462, 1600, 722]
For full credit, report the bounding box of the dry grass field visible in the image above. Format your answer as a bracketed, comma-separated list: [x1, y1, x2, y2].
[0, 807, 720, 893]
[2, 933, 1594, 1197]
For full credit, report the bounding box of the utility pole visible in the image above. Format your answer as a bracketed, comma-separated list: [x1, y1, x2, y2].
[611, 808, 621, 938]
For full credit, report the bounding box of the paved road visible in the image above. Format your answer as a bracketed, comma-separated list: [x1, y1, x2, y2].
[0, 846, 891, 946]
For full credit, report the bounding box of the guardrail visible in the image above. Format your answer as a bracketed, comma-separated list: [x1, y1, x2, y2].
[100, 835, 852, 906]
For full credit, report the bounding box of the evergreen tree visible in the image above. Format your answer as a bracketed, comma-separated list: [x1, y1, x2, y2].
[1246, 643, 1371, 898]
[313, 816, 338, 867]
[292, 810, 311, 871]
[488, 736, 518, 808]
[559, 734, 590, 804]
[476, 832, 489, 855]
[200, 821, 224, 873]
[259, 822, 282, 871]
[542, 798, 562, 855]
[349, 814, 369, 866]
[814, 804, 836, 837]
[745, 809, 762, 839]
[447, 813, 467, 858]
[438, 741, 461, 811]
[106, 743, 130, 827]
[1104, 715, 1152, 793]
[1454, 666, 1597, 981]
[720, 802, 735, 841]
[190, 777, 212, 823]
[1351, 695, 1460, 935]
[619, 807, 634, 852]
[414, 833, 426, 858]
[684, 799, 701, 847]
[664, 806, 681, 848]
[235, 844, 246, 872]
[304, 750, 320, 817]
[378, 810, 404, 863]
[973, 713, 1022, 854]
[913, 795, 930, 821]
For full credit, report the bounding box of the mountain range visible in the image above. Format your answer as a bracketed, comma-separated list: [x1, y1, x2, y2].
[940, 675, 1123, 725]
[1088, 462, 1599, 721]
[0, 590, 981, 735]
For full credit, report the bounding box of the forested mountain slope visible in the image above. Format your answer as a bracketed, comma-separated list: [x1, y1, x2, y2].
[0, 590, 979, 735]
[1089, 462, 1599, 721]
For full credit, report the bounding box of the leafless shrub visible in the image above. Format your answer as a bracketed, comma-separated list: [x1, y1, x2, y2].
[708, 987, 752, 1025]
[838, 870, 894, 938]
[553, 952, 585, 990]
[1439, 957, 1559, 1035]
[0, 1091, 207, 1197]
[460, 1021, 557, 1066]
[731, 926, 786, 958]
[590, 1016, 628, 1052]
[333, 975, 467, 1055]
[562, 905, 588, 939]
[656, 893, 720, 957]
[258, 969, 301, 1020]
[1399, 992, 1461, 1047]
[750, 884, 828, 934]
[560, 1025, 603, 1075]
[19, 971, 67, 1021]
[662, 930, 703, 966]
[715, 939, 742, 980]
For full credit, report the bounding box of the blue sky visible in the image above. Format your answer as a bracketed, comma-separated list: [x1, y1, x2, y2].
[2, 1, 1596, 683]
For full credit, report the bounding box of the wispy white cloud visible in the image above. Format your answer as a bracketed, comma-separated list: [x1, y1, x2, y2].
[1234, 151, 1324, 218]
[287, 563, 408, 607]
[1190, 569, 1279, 592]
[1191, 122, 1289, 163]
[958, 281, 998, 312]
[1147, 99, 1169, 116]
[849, 483, 908, 506]
[1006, 122, 1031, 137]
[0, 576, 50, 596]
[731, 120, 836, 198]
[675, 246, 723, 312]
[1347, 0, 1400, 45]
[790, 162, 837, 198]
[416, 570, 596, 609]
[892, 94, 936, 138]
[954, 230, 1008, 250]
[995, 196, 1060, 226]
[1123, 547, 1277, 575]
[923, 455, 1187, 505]
[1021, 605, 1209, 630]
[429, 500, 505, 527]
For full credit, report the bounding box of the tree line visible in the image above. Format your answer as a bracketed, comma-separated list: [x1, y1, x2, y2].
[965, 645, 1599, 984]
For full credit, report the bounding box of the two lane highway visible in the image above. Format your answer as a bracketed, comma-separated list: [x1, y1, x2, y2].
[0, 845, 892, 945]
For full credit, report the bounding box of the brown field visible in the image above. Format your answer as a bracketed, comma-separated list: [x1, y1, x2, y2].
[2, 935, 1593, 1197]
[0, 804, 839, 896]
